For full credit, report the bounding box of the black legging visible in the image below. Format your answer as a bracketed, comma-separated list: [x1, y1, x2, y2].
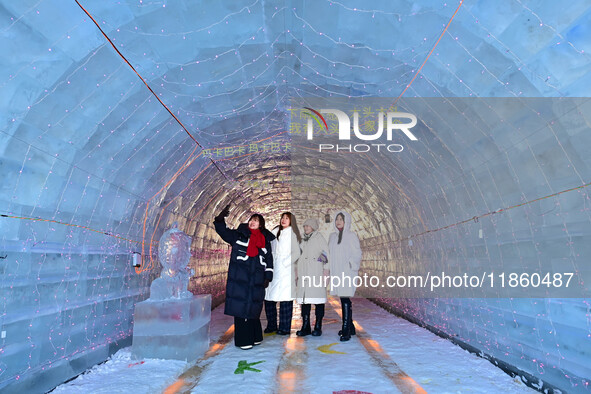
[301, 303, 325, 318]
[340, 297, 351, 307]
[234, 317, 263, 347]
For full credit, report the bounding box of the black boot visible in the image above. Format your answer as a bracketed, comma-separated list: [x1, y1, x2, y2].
[311, 318, 322, 336]
[311, 304, 324, 336]
[339, 301, 351, 341]
[296, 304, 311, 336]
[338, 326, 356, 335]
[338, 302, 355, 336]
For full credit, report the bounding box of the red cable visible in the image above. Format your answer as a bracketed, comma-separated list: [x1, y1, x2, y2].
[394, 0, 464, 105]
[75, 0, 200, 146]
[75, 0, 236, 181]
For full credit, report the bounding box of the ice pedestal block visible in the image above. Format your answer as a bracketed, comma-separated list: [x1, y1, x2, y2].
[131, 294, 211, 362]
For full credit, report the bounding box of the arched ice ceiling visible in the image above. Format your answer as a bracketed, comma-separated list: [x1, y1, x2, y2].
[1, 0, 591, 392]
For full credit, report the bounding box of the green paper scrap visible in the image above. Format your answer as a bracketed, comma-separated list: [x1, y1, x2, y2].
[234, 359, 266, 374]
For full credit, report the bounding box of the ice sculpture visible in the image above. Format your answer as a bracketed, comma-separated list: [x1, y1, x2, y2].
[132, 223, 211, 362]
[151, 222, 194, 299]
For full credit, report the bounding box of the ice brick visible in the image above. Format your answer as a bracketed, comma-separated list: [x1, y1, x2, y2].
[131, 294, 211, 362]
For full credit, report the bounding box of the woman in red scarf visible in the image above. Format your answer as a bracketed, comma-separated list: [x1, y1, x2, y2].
[214, 204, 275, 349]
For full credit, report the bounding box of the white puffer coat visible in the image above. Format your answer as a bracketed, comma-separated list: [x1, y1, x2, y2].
[328, 210, 362, 297]
[265, 226, 301, 301]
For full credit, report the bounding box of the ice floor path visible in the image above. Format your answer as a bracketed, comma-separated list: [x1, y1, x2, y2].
[165, 298, 535, 394]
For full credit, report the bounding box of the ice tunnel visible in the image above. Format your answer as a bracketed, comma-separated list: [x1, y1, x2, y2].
[1, 0, 591, 393]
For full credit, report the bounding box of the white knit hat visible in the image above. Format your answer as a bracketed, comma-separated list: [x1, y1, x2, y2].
[303, 218, 319, 230]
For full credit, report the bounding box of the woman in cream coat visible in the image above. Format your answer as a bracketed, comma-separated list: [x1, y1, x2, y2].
[264, 212, 301, 335]
[328, 210, 362, 342]
[295, 218, 329, 336]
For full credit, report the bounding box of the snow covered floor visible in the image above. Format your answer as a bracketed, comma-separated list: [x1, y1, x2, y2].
[52, 298, 535, 393]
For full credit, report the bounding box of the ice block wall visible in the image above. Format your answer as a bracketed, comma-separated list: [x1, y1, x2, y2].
[1, 0, 590, 393]
[0, 1, 236, 391]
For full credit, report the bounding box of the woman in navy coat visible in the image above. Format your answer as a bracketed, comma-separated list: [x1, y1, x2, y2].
[213, 204, 275, 349]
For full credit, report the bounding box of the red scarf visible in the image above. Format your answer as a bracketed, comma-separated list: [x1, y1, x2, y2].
[247, 228, 266, 257]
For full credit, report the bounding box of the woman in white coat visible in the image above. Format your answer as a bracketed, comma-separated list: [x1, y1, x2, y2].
[328, 210, 362, 341]
[264, 212, 301, 335]
[295, 218, 329, 337]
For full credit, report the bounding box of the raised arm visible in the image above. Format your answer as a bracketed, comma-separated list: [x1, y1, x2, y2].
[213, 204, 238, 245]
